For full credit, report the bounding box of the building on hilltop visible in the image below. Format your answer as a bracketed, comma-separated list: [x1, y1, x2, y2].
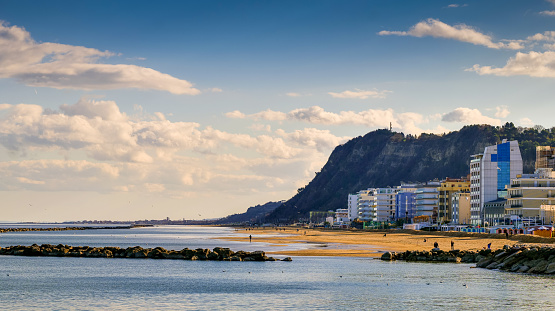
[470, 139, 523, 226]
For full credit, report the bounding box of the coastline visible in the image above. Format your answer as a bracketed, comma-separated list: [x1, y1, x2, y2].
[220, 227, 554, 257]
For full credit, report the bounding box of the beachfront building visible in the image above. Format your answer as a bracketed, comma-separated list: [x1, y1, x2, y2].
[347, 194, 358, 220]
[483, 198, 507, 226]
[357, 189, 377, 222]
[376, 188, 400, 222]
[335, 208, 350, 223]
[505, 168, 555, 224]
[415, 181, 440, 222]
[438, 177, 470, 224]
[396, 191, 416, 222]
[395, 183, 418, 222]
[452, 192, 471, 225]
[470, 140, 523, 226]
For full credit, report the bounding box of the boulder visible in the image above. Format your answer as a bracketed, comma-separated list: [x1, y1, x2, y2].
[545, 262, 555, 274]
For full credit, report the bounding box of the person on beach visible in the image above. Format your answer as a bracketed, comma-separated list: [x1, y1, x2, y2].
[433, 241, 438, 248]
[451, 240, 454, 250]
[487, 242, 491, 249]
[383, 233, 387, 237]
[424, 239, 426, 243]
[249, 235, 252, 243]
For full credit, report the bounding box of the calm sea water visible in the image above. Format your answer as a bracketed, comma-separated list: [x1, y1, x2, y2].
[0, 225, 554, 310]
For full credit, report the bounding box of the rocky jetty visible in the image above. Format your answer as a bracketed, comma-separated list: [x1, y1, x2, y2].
[0, 226, 139, 233]
[381, 245, 555, 275]
[0, 244, 291, 262]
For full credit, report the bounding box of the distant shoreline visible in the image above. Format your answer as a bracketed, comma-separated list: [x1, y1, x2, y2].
[0, 225, 151, 233]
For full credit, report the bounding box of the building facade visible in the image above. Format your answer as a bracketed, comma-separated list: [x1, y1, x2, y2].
[505, 169, 555, 221]
[357, 189, 377, 222]
[452, 192, 471, 225]
[415, 181, 440, 221]
[376, 188, 399, 222]
[470, 140, 523, 225]
[347, 194, 358, 221]
[438, 177, 470, 224]
[396, 191, 416, 222]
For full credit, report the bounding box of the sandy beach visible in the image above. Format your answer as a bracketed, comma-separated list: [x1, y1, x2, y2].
[220, 227, 553, 257]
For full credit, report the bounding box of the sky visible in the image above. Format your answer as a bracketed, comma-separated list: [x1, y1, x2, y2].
[1, 0, 555, 222]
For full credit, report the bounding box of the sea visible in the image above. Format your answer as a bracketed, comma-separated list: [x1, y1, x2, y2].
[0, 225, 554, 310]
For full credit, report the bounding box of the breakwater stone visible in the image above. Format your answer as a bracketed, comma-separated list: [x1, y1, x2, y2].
[380, 245, 555, 275]
[0, 244, 291, 262]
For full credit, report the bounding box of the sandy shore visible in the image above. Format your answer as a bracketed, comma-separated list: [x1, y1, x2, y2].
[219, 227, 544, 257]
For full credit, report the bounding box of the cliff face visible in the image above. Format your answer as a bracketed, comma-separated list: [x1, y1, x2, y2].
[265, 124, 547, 222]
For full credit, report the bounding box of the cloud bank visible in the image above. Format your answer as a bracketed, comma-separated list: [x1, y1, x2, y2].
[0, 22, 200, 94]
[379, 18, 523, 50]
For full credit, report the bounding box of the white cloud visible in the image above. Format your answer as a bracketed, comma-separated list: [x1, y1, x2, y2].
[328, 89, 391, 99]
[250, 109, 287, 121]
[446, 4, 467, 8]
[249, 123, 271, 132]
[226, 105, 454, 135]
[225, 110, 246, 119]
[495, 105, 510, 118]
[520, 117, 534, 127]
[210, 88, 223, 93]
[275, 128, 351, 152]
[468, 51, 555, 77]
[441, 107, 502, 126]
[527, 31, 555, 42]
[0, 21, 200, 94]
[379, 18, 523, 50]
[286, 92, 302, 97]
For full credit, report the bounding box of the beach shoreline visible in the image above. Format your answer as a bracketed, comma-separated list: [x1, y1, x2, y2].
[220, 227, 555, 257]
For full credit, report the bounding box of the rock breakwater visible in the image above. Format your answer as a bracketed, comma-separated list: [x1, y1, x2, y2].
[0, 226, 141, 233]
[381, 245, 555, 275]
[0, 244, 291, 262]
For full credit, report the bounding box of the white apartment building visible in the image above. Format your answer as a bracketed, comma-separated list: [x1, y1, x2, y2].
[376, 188, 400, 222]
[357, 189, 377, 222]
[335, 208, 350, 223]
[415, 181, 440, 221]
[347, 194, 358, 220]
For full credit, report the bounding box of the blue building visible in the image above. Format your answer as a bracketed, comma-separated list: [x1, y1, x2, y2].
[396, 191, 416, 222]
[470, 139, 522, 226]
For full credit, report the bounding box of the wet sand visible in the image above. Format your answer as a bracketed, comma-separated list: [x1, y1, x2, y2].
[220, 227, 526, 257]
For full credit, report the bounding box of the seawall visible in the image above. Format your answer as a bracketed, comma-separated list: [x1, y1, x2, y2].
[381, 245, 555, 274]
[0, 244, 291, 262]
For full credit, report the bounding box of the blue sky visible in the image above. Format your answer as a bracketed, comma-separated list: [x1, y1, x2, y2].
[1, 0, 555, 221]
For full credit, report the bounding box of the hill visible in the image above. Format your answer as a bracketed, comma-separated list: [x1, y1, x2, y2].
[209, 201, 284, 225]
[264, 123, 555, 222]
